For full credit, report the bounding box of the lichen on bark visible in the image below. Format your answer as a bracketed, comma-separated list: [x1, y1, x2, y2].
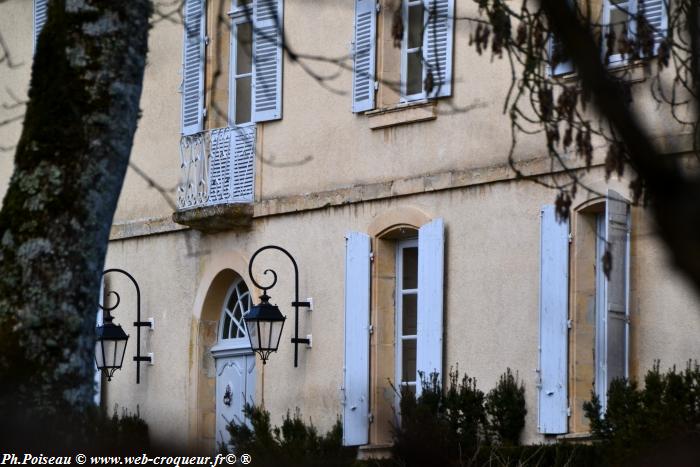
[0, 0, 152, 435]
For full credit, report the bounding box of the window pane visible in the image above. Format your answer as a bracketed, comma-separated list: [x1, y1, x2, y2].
[236, 22, 252, 75]
[235, 76, 252, 124]
[402, 294, 417, 335]
[610, 8, 629, 39]
[408, 4, 424, 49]
[407, 51, 423, 96]
[402, 339, 417, 382]
[402, 247, 418, 289]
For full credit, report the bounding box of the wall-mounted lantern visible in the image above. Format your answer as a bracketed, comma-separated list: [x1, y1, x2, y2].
[96, 269, 154, 383]
[247, 246, 311, 367]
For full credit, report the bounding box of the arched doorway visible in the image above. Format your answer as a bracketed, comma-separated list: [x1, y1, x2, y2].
[210, 278, 256, 449]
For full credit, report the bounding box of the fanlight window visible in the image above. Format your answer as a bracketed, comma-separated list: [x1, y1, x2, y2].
[220, 279, 252, 340]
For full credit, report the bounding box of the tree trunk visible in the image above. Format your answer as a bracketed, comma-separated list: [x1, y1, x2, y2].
[0, 0, 151, 423]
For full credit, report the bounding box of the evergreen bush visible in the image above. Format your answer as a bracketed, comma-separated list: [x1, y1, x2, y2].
[224, 404, 356, 467]
[583, 361, 700, 466]
[485, 368, 527, 446]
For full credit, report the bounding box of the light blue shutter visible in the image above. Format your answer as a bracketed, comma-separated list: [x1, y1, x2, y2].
[182, 0, 206, 136]
[253, 0, 283, 122]
[33, 0, 49, 53]
[343, 232, 371, 446]
[538, 205, 569, 434]
[604, 191, 630, 388]
[352, 0, 377, 113]
[423, 0, 454, 98]
[639, 0, 667, 53]
[416, 218, 444, 395]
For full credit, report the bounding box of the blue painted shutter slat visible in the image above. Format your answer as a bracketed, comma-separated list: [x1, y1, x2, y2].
[253, 0, 283, 122]
[182, 0, 206, 136]
[343, 232, 371, 446]
[538, 205, 569, 434]
[605, 191, 630, 388]
[423, 0, 454, 98]
[416, 218, 444, 395]
[352, 0, 377, 113]
[33, 0, 49, 53]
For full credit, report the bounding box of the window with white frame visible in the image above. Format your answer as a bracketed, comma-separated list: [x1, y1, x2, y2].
[396, 239, 419, 396]
[219, 278, 252, 343]
[538, 193, 630, 435]
[402, 0, 425, 101]
[230, 1, 254, 126]
[602, 0, 668, 64]
[342, 219, 444, 446]
[351, 0, 454, 113]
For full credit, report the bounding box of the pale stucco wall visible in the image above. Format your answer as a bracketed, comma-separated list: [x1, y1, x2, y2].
[2, 0, 700, 454]
[104, 171, 700, 449]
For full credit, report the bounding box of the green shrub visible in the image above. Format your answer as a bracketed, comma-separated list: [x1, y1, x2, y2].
[485, 368, 527, 446]
[224, 404, 356, 467]
[583, 361, 700, 466]
[392, 369, 492, 467]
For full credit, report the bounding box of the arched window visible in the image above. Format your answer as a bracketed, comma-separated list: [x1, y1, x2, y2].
[219, 279, 252, 342]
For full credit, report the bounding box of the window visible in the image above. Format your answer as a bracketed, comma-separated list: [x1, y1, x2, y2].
[351, 0, 454, 113]
[396, 239, 418, 397]
[180, 0, 283, 135]
[342, 219, 444, 447]
[549, 0, 668, 75]
[229, 2, 254, 126]
[538, 193, 631, 434]
[219, 278, 252, 342]
[601, 0, 667, 64]
[402, 1, 425, 101]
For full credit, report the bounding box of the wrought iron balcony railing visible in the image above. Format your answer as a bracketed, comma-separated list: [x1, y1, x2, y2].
[177, 126, 255, 210]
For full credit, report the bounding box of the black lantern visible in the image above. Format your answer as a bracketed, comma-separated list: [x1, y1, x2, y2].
[95, 311, 129, 381]
[245, 293, 286, 364]
[247, 246, 311, 367]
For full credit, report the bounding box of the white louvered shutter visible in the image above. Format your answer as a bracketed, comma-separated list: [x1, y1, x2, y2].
[423, 0, 454, 98]
[33, 0, 49, 53]
[352, 0, 377, 113]
[253, 0, 283, 122]
[343, 232, 371, 446]
[639, 0, 667, 53]
[416, 218, 444, 395]
[182, 0, 206, 136]
[538, 205, 569, 434]
[231, 126, 256, 202]
[604, 191, 631, 389]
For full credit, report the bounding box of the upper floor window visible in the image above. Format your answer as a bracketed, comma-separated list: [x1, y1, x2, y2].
[180, 0, 284, 135]
[230, 3, 254, 126]
[550, 0, 668, 76]
[352, 0, 455, 113]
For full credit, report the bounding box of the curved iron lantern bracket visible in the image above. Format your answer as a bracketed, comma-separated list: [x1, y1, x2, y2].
[248, 246, 311, 367]
[99, 269, 153, 384]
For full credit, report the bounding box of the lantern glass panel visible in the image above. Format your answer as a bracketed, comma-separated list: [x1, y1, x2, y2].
[102, 340, 117, 367]
[95, 341, 105, 368]
[247, 320, 260, 350]
[115, 339, 128, 367]
[270, 320, 284, 350]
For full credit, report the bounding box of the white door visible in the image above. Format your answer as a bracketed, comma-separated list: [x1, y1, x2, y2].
[211, 279, 256, 450]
